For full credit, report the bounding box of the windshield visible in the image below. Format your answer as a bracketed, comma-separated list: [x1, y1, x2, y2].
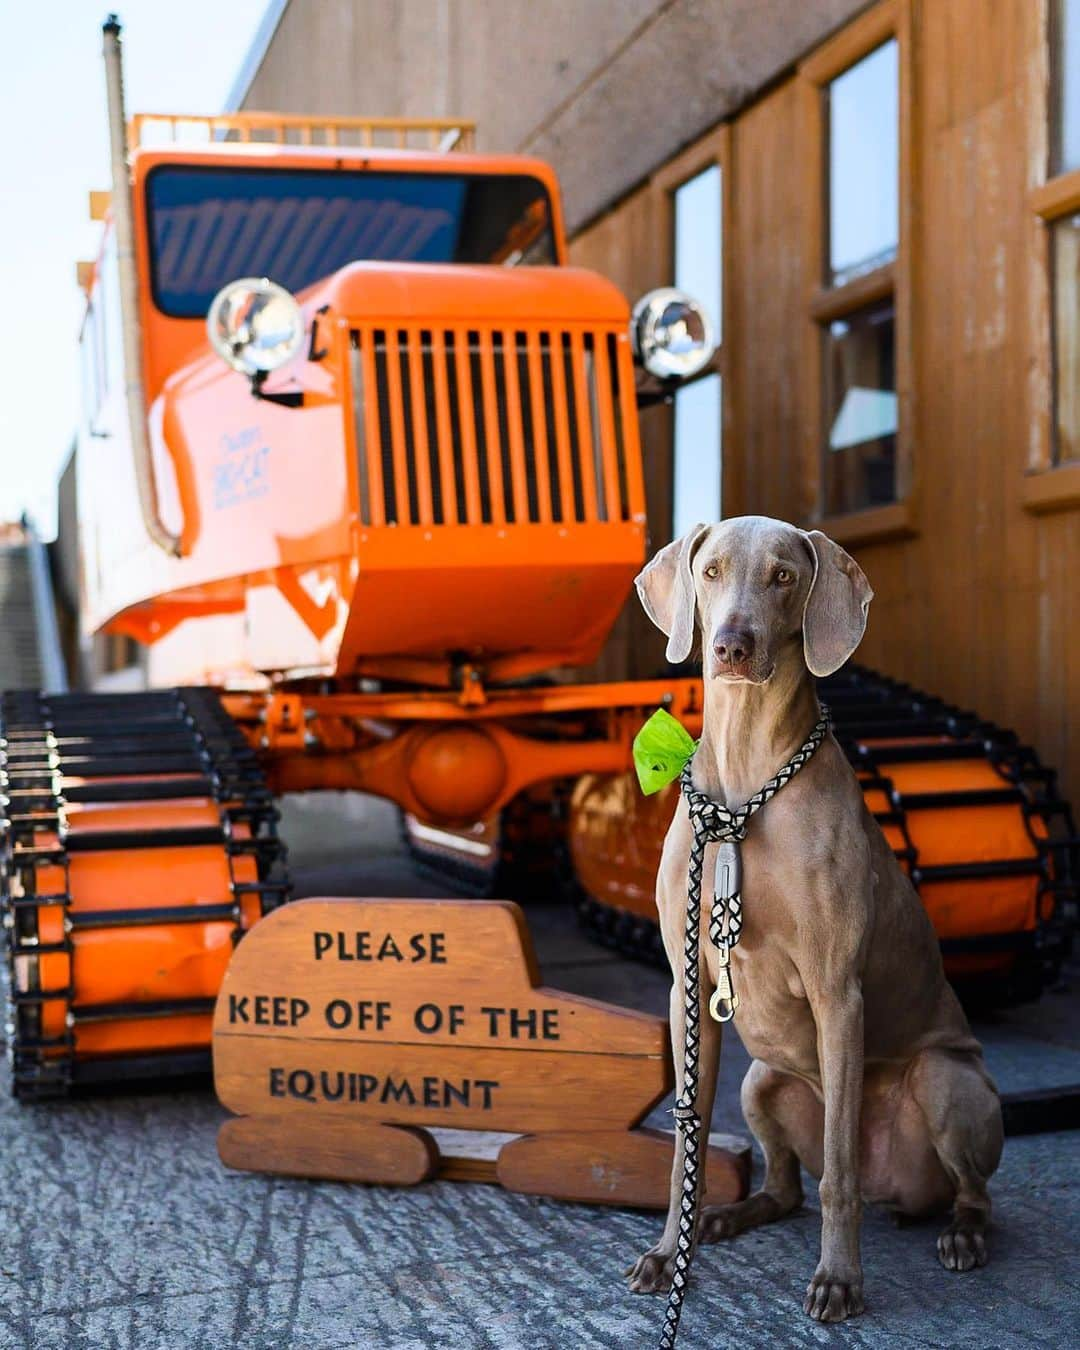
[146, 165, 557, 318]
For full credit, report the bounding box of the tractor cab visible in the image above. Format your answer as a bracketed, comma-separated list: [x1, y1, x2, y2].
[77, 113, 715, 685]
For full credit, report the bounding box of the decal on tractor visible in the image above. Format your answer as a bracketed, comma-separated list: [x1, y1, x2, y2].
[213, 426, 270, 510]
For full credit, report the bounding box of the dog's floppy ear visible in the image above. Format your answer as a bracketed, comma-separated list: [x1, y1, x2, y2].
[800, 530, 873, 677]
[635, 523, 709, 664]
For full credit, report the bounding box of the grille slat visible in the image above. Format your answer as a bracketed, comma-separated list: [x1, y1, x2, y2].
[467, 338, 494, 523]
[348, 339, 372, 526]
[420, 330, 448, 524]
[384, 329, 411, 524]
[592, 333, 622, 521]
[568, 331, 600, 521]
[428, 331, 456, 524]
[372, 330, 398, 524]
[501, 331, 530, 521]
[406, 329, 435, 525]
[396, 332, 421, 525]
[477, 338, 507, 526]
[442, 331, 469, 523]
[358, 333, 386, 526]
[525, 338, 552, 523]
[453, 327, 484, 523]
[615, 331, 646, 515]
[351, 325, 639, 528]
[547, 332, 576, 525]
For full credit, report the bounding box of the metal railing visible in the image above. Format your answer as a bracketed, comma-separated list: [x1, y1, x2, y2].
[25, 524, 68, 694]
[129, 112, 476, 152]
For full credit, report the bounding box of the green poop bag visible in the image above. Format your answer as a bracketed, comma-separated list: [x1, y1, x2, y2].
[632, 707, 699, 795]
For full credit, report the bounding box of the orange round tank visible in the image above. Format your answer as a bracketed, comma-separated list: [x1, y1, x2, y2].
[407, 725, 508, 821]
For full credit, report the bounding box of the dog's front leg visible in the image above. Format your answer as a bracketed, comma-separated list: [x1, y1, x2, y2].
[626, 971, 721, 1294]
[803, 974, 865, 1322]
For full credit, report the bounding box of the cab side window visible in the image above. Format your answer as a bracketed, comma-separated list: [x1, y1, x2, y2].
[672, 164, 723, 536]
[80, 239, 123, 436]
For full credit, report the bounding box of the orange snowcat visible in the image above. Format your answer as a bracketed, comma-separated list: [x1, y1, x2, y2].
[0, 19, 1074, 1100]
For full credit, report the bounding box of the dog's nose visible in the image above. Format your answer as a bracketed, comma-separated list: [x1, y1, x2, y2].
[713, 628, 755, 668]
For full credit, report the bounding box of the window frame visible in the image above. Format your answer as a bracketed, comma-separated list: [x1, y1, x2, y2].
[652, 126, 732, 538]
[1024, 0, 1080, 512]
[798, 0, 916, 547]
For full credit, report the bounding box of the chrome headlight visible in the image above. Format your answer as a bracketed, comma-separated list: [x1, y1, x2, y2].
[631, 288, 716, 381]
[207, 277, 305, 377]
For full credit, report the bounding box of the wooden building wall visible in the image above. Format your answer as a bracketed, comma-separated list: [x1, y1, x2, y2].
[241, 0, 869, 234]
[572, 0, 1080, 804]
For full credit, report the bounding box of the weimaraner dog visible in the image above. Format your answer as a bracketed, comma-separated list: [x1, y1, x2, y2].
[627, 515, 1002, 1322]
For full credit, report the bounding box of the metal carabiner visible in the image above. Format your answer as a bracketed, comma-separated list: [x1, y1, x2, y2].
[708, 958, 739, 1023]
[709, 987, 740, 1022]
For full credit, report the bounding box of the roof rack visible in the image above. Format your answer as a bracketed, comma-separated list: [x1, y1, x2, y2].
[129, 112, 475, 152]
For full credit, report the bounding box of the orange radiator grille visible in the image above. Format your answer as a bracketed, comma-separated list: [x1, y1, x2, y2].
[348, 325, 643, 527]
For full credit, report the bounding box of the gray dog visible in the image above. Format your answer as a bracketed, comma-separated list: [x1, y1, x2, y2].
[626, 515, 1003, 1322]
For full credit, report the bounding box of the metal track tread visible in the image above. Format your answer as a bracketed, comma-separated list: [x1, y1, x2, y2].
[399, 786, 572, 904]
[0, 686, 292, 1101]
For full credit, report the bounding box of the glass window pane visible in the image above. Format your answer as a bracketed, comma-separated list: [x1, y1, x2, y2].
[146, 167, 555, 317]
[94, 299, 107, 411]
[823, 300, 896, 515]
[673, 373, 722, 536]
[1052, 0, 1080, 175]
[827, 39, 899, 285]
[1053, 213, 1080, 463]
[674, 165, 722, 342]
[80, 307, 98, 423]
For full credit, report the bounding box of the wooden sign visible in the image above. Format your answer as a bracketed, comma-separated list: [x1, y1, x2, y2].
[213, 897, 749, 1209]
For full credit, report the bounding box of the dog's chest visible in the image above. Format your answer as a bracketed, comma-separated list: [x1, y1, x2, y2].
[700, 838, 822, 1075]
[725, 950, 821, 1074]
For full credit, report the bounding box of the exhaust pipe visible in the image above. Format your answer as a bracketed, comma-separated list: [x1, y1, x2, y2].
[102, 14, 182, 557]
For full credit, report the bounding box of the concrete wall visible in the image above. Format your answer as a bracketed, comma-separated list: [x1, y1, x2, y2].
[241, 0, 871, 231]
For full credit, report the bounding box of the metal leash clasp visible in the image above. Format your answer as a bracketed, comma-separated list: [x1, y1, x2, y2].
[708, 942, 739, 1022]
[708, 839, 741, 1022]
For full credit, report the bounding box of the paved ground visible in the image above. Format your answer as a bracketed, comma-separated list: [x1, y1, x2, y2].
[1, 792, 1078, 1350]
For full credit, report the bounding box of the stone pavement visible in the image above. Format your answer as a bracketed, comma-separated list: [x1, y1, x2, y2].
[0, 792, 1077, 1350]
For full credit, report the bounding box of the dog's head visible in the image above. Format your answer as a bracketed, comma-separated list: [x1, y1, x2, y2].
[635, 515, 872, 683]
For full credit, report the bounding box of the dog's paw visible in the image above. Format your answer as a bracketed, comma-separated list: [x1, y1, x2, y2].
[937, 1223, 987, 1272]
[624, 1246, 675, 1295]
[698, 1203, 746, 1242]
[698, 1193, 790, 1242]
[803, 1266, 865, 1322]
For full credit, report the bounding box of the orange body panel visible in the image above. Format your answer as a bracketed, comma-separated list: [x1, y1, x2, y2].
[339, 523, 644, 676]
[856, 741, 1042, 944]
[74, 1016, 215, 1057]
[63, 800, 222, 834]
[59, 922, 234, 1006]
[65, 844, 236, 912]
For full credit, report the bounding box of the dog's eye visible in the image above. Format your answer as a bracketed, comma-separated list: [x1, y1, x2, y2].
[704, 563, 719, 580]
[775, 567, 794, 585]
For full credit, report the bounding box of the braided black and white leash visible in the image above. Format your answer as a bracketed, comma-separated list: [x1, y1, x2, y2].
[657, 705, 831, 1349]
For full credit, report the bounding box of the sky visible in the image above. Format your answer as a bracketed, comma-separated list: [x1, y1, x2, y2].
[0, 0, 274, 538]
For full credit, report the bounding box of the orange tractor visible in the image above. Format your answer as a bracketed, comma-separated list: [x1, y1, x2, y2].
[0, 18, 1075, 1100]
